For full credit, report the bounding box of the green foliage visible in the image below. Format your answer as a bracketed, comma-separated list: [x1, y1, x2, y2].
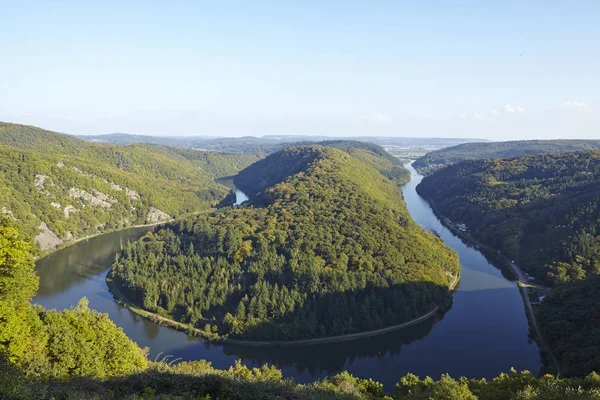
[113, 146, 458, 341]
[0, 217, 148, 381]
[538, 276, 600, 376]
[0, 121, 260, 250]
[414, 140, 600, 175]
[39, 298, 148, 379]
[0, 217, 44, 363]
[8, 362, 600, 399]
[417, 151, 600, 286]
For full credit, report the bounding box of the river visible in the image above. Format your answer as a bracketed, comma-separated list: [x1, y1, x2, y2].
[34, 164, 541, 389]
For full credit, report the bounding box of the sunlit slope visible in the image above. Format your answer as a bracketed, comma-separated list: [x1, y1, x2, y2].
[113, 145, 459, 341]
[0, 122, 260, 250]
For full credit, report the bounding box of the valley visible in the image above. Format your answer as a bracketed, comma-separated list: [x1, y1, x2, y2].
[33, 163, 540, 390]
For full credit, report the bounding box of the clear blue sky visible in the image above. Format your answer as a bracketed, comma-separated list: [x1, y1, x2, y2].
[1, 0, 598, 139]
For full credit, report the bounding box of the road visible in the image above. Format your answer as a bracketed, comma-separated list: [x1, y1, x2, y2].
[500, 256, 561, 375]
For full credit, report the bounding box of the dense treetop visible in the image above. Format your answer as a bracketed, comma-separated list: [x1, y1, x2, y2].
[112, 145, 458, 341]
[0, 122, 261, 251]
[538, 275, 600, 376]
[414, 140, 600, 175]
[417, 151, 600, 286]
[0, 217, 148, 380]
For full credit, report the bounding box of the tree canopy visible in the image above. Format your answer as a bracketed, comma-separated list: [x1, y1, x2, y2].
[112, 145, 457, 341]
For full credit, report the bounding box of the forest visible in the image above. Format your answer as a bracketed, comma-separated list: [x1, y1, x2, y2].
[416, 150, 600, 376]
[538, 275, 600, 376]
[0, 122, 261, 251]
[2, 216, 600, 399]
[413, 140, 600, 175]
[112, 145, 458, 341]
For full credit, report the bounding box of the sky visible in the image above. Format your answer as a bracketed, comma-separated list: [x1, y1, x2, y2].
[1, 0, 598, 140]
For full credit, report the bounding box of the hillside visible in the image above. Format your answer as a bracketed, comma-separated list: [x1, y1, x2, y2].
[0, 122, 261, 252]
[112, 145, 459, 342]
[416, 151, 600, 375]
[417, 151, 600, 286]
[413, 140, 600, 174]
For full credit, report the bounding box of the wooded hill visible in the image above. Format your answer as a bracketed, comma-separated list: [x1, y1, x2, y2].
[0, 122, 261, 252]
[414, 140, 600, 175]
[416, 151, 600, 375]
[112, 145, 458, 341]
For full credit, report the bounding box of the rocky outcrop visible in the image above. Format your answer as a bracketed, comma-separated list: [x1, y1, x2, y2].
[34, 174, 49, 190]
[50, 202, 61, 209]
[146, 207, 171, 224]
[34, 222, 62, 251]
[64, 205, 78, 219]
[1, 207, 16, 220]
[125, 187, 139, 200]
[34, 174, 54, 196]
[68, 187, 115, 208]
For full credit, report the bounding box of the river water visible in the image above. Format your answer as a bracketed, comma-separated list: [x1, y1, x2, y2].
[34, 163, 541, 389]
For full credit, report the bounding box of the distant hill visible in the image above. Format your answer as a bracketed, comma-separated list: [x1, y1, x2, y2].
[413, 140, 600, 174]
[0, 122, 261, 252]
[76, 132, 486, 154]
[112, 144, 459, 342]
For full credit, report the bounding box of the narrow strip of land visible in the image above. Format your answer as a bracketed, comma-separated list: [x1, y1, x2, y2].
[107, 272, 459, 348]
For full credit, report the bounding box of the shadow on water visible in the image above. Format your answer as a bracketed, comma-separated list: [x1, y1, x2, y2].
[170, 306, 448, 378]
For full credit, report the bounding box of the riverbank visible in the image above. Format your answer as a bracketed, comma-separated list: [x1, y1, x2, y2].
[422, 197, 560, 375]
[107, 271, 459, 348]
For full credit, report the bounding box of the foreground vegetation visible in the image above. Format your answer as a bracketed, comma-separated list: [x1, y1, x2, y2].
[416, 151, 600, 376]
[112, 145, 456, 341]
[0, 122, 261, 252]
[413, 140, 600, 175]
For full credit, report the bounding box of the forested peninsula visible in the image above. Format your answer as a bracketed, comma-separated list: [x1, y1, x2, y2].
[416, 151, 600, 376]
[111, 145, 458, 342]
[0, 122, 261, 253]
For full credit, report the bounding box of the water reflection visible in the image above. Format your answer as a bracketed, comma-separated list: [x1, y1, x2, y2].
[36, 227, 152, 304]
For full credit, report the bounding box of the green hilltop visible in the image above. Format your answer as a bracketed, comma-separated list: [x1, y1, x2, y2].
[112, 145, 458, 341]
